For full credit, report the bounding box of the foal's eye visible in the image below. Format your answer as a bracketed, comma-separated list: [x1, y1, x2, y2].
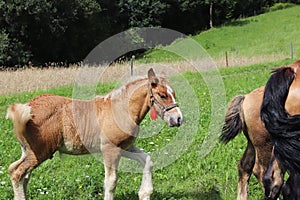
[159, 93, 167, 99]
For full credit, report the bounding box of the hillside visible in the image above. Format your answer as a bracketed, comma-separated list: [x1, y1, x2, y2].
[145, 6, 300, 66]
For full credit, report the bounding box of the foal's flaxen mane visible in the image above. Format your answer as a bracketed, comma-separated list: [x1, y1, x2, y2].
[106, 75, 167, 100]
[106, 77, 148, 100]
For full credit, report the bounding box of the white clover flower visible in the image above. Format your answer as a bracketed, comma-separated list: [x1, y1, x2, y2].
[37, 188, 48, 195]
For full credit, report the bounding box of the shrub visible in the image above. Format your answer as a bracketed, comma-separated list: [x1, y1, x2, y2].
[269, 3, 295, 11]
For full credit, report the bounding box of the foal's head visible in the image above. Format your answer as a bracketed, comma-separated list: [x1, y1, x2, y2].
[147, 68, 183, 127]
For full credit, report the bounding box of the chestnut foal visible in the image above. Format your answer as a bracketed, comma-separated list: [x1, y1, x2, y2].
[6, 68, 183, 200]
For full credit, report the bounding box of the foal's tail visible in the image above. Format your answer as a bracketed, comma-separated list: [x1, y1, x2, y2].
[6, 104, 32, 140]
[260, 66, 300, 174]
[220, 95, 245, 143]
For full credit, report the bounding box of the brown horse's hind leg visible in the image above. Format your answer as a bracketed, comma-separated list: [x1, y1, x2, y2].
[263, 148, 285, 200]
[9, 149, 38, 200]
[253, 146, 273, 187]
[237, 141, 255, 200]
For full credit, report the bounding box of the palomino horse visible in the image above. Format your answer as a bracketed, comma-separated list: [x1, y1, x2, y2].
[6, 68, 183, 200]
[221, 82, 286, 198]
[261, 60, 300, 200]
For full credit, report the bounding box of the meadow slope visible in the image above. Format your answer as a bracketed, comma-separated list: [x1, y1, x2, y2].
[145, 6, 300, 66]
[0, 59, 294, 199]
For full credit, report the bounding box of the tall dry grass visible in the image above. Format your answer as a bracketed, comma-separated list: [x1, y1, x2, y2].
[0, 66, 79, 95]
[0, 55, 286, 95]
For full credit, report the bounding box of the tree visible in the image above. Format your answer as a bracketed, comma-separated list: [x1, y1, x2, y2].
[1, 0, 298, 66]
[0, 0, 113, 66]
[160, 0, 209, 33]
[209, 1, 213, 28]
[118, 0, 168, 27]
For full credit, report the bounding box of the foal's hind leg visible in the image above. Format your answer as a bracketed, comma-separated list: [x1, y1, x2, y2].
[9, 149, 38, 200]
[237, 141, 255, 200]
[122, 145, 153, 200]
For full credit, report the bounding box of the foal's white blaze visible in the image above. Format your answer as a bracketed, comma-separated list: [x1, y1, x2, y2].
[166, 85, 176, 102]
[166, 85, 183, 118]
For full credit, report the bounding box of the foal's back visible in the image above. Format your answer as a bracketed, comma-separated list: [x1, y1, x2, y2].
[26, 94, 104, 161]
[26, 93, 137, 160]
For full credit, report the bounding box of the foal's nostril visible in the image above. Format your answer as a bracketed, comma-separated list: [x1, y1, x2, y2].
[177, 117, 182, 125]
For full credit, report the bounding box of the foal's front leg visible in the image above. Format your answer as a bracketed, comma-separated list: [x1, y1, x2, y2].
[101, 144, 122, 200]
[122, 145, 153, 200]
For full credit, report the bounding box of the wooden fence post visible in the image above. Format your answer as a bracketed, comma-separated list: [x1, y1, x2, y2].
[130, 55, 135, 76]
[225, 51, 229, 67]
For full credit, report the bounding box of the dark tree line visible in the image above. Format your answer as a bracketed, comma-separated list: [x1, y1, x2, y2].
[0, 0, 299, 66]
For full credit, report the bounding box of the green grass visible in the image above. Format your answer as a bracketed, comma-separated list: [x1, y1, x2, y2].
[0, 59, 294, 199]
[143, 6, 300, 62]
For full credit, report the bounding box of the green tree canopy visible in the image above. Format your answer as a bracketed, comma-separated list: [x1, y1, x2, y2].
[0, 0, 298, 66]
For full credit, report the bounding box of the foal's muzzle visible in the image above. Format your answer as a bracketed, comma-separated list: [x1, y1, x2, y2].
[169, 115, 183, 127]
[166, 108, 183, 127]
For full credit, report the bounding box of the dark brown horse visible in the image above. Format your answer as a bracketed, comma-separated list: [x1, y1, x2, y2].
[220, 65, 295, 199]
[261, 60, 300, 200]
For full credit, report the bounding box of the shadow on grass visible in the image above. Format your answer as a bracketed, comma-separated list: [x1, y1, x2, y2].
[116, 186, 222, 200]
[225, 19, 251, 27]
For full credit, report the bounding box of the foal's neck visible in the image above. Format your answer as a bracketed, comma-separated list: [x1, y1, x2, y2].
[111, 78, 151, 126]
[126, 79, 151, 125]
[129, 83, 151, 125]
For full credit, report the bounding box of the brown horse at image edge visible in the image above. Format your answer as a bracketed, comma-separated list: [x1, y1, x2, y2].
[218, 61, 300, 199]
[261, 60, 300, 200]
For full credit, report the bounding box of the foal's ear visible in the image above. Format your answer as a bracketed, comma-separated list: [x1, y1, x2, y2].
[148, 68, 159, 87]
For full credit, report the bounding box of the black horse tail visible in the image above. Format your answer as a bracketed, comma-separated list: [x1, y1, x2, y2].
[220, 95, 245, 144]
[261, 66, 300, 174]
[282, 173, 300, 200]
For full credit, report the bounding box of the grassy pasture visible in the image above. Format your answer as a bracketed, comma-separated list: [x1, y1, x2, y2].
[143, 6, 300, 66]
[0, 58, 294, 199]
